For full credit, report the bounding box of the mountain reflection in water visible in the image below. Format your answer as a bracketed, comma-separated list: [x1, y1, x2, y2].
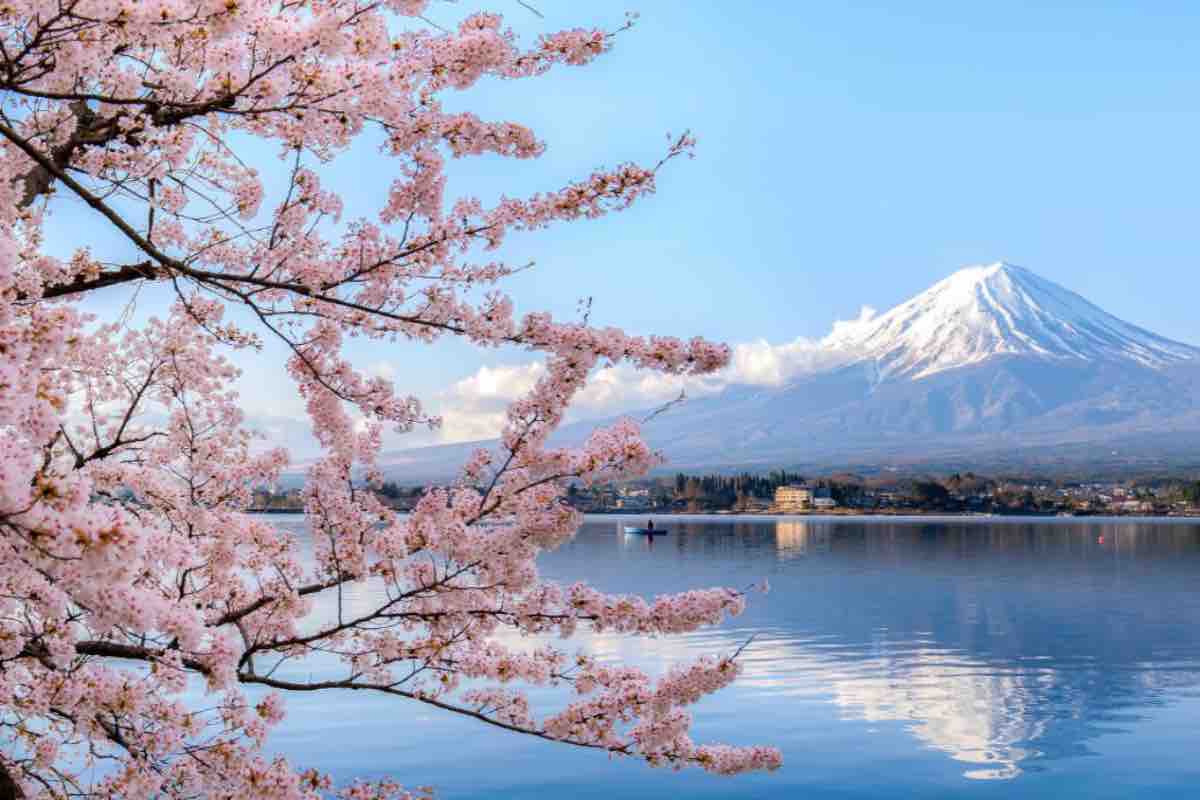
[761, 520, 1200, 781]
[265, 516, 1200, 799]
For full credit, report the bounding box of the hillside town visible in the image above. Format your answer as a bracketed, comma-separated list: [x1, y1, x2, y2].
[249, 473, 1200, 517]
[561, 472, 1200, 516]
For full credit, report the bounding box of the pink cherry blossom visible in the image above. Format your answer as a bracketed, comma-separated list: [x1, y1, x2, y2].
[0, 2, 777, 797]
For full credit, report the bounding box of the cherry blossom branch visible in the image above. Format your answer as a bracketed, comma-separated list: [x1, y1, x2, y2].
[0, 5, 773, 796]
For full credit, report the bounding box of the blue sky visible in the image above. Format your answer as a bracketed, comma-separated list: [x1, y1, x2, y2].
[51, 0, 1200, 452]
[429, 0, 1200, 355]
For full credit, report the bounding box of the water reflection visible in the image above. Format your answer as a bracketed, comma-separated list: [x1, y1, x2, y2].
[271, 516, 1200, 798]
[571, 518, 1200, 783]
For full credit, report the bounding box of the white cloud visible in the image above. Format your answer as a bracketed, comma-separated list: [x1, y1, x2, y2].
[436, 363, 545, 442]
[451, 362, 545, 400]
[827, 305, 879, 341]
[731, 336, 832, 385]
[366, 361, 396, 380]
[235, 307, 881, 453]
[574, 366, 724, 414]
[428, 306, 878, 443]
[726, 306, 876, 387]
[431, 362, 722, 443]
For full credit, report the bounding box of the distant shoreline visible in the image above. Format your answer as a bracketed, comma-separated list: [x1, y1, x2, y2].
[585, 510, 1200, 520]
[247, 507, 1200, 520]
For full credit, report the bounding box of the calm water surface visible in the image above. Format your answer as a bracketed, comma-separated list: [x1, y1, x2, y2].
[263, 515, 1200, 798]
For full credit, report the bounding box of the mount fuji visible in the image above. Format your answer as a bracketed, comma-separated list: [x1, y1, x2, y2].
[821, 262, 1197, 380]
[384, 263, 1200, 477]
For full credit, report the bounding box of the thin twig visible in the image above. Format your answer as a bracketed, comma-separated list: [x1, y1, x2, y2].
[642, 389, 687, 424]
[516, 0, 545, 18]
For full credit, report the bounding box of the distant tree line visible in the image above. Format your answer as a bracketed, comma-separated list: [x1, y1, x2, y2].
[376, 481, 424, 500]
[669, 471, 810, 510]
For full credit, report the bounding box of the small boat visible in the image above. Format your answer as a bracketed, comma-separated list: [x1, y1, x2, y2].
[623, 526, 667, 535]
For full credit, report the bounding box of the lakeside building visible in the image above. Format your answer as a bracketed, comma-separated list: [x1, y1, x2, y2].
[774, 484, 814, 513]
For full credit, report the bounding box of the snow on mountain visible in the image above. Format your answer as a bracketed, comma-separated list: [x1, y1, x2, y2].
[823, 262, 1200, 380]
[378, 262, 1200, 478]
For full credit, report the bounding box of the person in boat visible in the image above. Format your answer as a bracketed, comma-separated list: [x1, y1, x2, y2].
[646, 519, 655, 533]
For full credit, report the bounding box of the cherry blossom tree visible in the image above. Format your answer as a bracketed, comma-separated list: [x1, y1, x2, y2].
[0, 1, 780, 797]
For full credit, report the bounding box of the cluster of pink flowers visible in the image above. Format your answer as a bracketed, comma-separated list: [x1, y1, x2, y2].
[0, 2, 779, 796]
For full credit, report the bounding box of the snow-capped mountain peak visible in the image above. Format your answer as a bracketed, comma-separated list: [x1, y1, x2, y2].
[385, 260, 1200, 479]
[822, 261, 1199, 380]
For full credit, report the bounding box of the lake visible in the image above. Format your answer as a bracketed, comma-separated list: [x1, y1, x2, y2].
[262, 515, 1200, 798]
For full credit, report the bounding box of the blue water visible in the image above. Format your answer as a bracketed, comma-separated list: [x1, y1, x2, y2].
[263, 515, 1200, 798]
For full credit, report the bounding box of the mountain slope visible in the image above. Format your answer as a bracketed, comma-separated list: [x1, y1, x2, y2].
[625, 357, 1200, 466]
[380, 263, 1200, 478]
[824, 262, 1199, 380]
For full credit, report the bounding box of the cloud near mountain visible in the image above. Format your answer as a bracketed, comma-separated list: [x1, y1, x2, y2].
[376, 261, 1200, 478]
[434, 305, 883, 442]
